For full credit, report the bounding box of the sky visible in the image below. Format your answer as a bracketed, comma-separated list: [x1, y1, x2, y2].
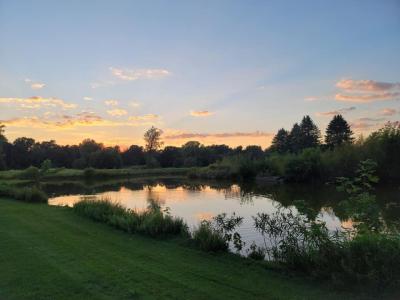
[0, 0, 399, 148]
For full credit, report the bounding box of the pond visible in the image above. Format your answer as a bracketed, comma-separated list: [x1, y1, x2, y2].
[46, 178, 400, 251]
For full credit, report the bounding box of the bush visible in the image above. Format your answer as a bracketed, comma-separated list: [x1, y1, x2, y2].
[83, 167, 96, 178]
[192, 221, 228, 252]
[21, 166, 41, 181]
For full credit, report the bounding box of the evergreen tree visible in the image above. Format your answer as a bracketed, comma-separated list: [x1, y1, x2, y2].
[325, 114, 353, 148]
[299, 115, 320, 149]
[288, 123, 302, 153]
[271, 128, 290, 153]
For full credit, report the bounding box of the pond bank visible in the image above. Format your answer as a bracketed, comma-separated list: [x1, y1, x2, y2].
[0, 198, 380, 300]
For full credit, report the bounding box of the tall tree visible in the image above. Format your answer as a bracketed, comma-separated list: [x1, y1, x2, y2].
[299, 115, 321, 149]
[325, 115, 354, 148]
[0, 123, 6, 169]
[288, 123, 302, 153]
[144, 126, 163, 153]
[271, 128, 290, 153]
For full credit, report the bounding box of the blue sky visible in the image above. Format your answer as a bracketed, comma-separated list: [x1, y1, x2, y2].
[0, 0, 399, 147]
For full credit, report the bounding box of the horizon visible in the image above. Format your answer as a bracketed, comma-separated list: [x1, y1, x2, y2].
[1, 1, 399, 148]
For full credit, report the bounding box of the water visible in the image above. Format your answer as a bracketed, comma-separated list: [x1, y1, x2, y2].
[46, 178, 400, 251]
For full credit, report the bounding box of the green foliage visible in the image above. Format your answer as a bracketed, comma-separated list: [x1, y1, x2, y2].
[0, 184, 47, 203]
[270, 128, 290, 153]
[40, 159, 52, 174]
[21, 166, 41, 182]
[83, 167, 96, 178]
[253, 208, 400, 288]
[193, 213, 244, 252]
[336, 159, 382, 233]
[73, 198, 188, 238]
[247, 242, 266, 260]
[192, 221, 228, 252]
[325, 114, 354, 148]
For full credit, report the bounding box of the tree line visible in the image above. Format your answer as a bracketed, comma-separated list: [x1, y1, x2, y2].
[0, 114, 398, 183]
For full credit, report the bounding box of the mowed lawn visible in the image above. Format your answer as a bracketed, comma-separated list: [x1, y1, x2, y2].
[0, 199, 372, 300]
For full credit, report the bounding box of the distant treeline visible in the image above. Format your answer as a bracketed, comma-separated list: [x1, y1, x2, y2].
[0, 115, 399, 183]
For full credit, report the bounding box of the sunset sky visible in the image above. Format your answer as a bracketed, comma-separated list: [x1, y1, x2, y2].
[0, 0, 399, 148]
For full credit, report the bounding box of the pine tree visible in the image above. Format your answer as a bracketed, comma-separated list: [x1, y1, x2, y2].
[271, 128, 290, 153]
[288, 123, 302, 153]
[325, 115, 353, 148]
[299, 115, 321, 149]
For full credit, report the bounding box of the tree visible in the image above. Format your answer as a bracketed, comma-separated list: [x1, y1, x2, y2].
[325, 115, 353, 148]
[0, 123, 6, 169]
[288, 123, 302, 153]
[299, 115, 320, 150]
[270, 128, 290, 153]
[144, 127, 163, 153]
[122, 145, 145, 166]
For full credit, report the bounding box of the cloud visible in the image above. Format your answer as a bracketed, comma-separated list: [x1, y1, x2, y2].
[165, 131, 272, 140]
[104, 99, 119, 106]
[336, 79, 400, 92]
[83, 96, 93, 101]
[110, 67, 171, 81]
[107, 109, 128, 117]
[0, 96, 77, 109]
[379, 108, 397, 116]
[25, 78, 46, 90]
[304, 96, 318, 102]
[356, 117, 386, 122]
[316, 106, 356, 117]
[129, 114, 159, 121]
[1, 112, 158, 129]
[90, 81, 115, 89]
[130, 101, 141, 108]
[190, 110, 214, 117]
[335, 92, 400, 103]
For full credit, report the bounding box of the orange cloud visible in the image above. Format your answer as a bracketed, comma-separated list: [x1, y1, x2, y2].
[129, 114, 159, 121]
[316, 106, 356, 116]
[190, 110, 214, 117]
[165, 131, 272, 140]
[335, 92, 400, 103]
[379, 108, 397, 116]
[336, 79, 400, 92]
[110, 67, 171, 81]
[0, 96, 76, 109]
[107, 109, 128, 116]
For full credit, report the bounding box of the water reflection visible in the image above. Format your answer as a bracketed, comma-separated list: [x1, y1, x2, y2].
[46, 178, 400, 246]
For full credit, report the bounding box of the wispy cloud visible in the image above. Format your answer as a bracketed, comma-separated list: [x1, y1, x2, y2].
[316, 106, 356, 117]
[336, 79, 400, 92]
[104, 99, 119, 106]
[129, 114, 159, 121]
[24, 78, 46, 90]
[335, 79, 400, 103]
[304, 96, 318, 102]
[379, 108, 397, 116]
[165, 131, 272, 140]
[1, 112, 159, 129]
[130, 101, 141, 108]
[356, 117, 386, 122]
[83, 96, 93, 101]
[335, 92, 400, 103]
[107, 109, 128, 116]
[110, 67, 171, 81]
[90, 81, 115, 89]
[190, 110, 214, 117]
[0, 96, 76, 109]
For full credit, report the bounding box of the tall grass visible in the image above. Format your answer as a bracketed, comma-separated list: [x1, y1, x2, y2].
[0, 184, 47, 203]
[73, 198, 188, 238]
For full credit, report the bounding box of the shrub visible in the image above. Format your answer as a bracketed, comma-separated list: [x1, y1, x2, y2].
[192, 221, 228, 252]
[83, 167, 96, 178]
[21, 166, 41, 181]
[13, 187, 48, 203]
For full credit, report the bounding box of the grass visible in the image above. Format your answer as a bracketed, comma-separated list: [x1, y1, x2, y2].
[0, 167, 191, 182]
[0, 198, 379, 300]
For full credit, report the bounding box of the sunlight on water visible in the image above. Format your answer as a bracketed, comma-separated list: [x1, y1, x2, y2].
[48, 181, 347, 248]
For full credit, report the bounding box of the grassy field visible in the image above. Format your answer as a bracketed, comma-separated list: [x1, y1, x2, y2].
[0, 199, 378, 300]
[0, 167, 192, 183]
